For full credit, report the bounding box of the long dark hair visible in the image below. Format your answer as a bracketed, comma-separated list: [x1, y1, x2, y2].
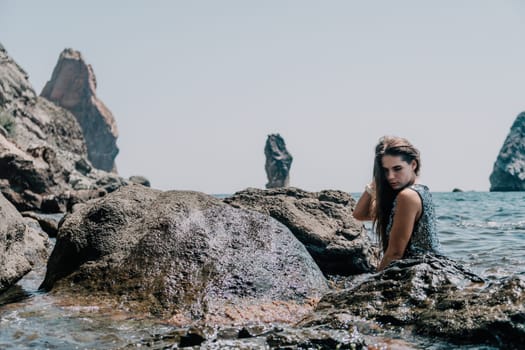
[372, 136, 421, 251]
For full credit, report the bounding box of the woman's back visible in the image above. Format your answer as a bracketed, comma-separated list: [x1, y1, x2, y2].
[386, 184, 440, 256]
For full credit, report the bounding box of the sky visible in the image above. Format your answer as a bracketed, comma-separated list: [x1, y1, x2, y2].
[1, 1, 524, 194]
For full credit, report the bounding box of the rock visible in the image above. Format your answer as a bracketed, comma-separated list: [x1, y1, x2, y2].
[265, 325, 366, 349]
[0, 135, 57, 194]
[0, 130, 118, 212]
[128, 175, 151, 187]
[265, 134, 292, 188]
[0, 192, 50, 293]
[224, 187, 378, 275]
[74, 158, 92, 175]
[490, 112, 525, 191]
[0, 44, 128, 212]
[304, 254, 525, 349]
[0, 45, 36, 111]
[41, 48, 119, 172]
[129, 324, 368, 349]
[452, 188, 463, 192]
[40, 185, 328, 320]
[20, 211, 63, 237]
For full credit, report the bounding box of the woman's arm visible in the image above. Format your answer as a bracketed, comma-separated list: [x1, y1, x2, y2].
[353, 183, 375, 221]
[377, 188, 422, 271]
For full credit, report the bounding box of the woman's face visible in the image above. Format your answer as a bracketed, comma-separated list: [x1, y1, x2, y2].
[381, 155, 417, 190]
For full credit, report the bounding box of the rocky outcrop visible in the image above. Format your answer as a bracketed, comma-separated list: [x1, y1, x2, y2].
[302, 254, 525, 349]
[0, 192, 49, 292]
[490, 112, 525, 191]
[265, 134, 292, 188]
[0, 44, 128, 212]
[40, 185, 328, 320]
[41, 48, 119, 172]
[128, 175, 151, 187]
[224, 187, 378, 275]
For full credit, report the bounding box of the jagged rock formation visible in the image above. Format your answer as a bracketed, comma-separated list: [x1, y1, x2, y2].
[490, 112, 525, 191]
[41, 48, 119, 172]
[302, 254, 525, 349]
[0, 44, 127, 212]
[40, 185, 328, 320]
[265, 134, 292, 188]
[0, 192, 49, 292]
[224, 187, 378, 275]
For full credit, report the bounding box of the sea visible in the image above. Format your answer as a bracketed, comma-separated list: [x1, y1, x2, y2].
[0, 191, 524, 349]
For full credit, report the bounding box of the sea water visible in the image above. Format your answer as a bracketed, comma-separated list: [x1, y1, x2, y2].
[434, 191, 525, 279]
[0, 191, 523, 349]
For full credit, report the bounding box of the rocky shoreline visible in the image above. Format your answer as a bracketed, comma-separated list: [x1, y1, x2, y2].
[1, 43, 525, 348]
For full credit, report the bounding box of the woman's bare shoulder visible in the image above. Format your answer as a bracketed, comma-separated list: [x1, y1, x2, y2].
[397, 187, 422, 205]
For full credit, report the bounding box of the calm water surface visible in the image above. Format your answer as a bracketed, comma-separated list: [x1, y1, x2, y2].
[434, 191, 525, 279]
[1, 191, 523, 349]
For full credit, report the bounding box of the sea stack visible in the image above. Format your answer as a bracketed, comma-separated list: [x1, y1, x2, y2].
[489, 112, 525, 191]
[41, 49, 119, 172]
[265, 134, 293, 188]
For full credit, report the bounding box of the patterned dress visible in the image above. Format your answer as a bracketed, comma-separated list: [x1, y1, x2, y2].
[385, 184, 440, 257]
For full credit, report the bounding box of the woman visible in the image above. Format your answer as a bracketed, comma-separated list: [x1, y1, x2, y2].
[353, 136, 440, 271]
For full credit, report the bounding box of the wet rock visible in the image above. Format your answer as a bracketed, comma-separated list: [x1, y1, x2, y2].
[127, 323, 367, 349]
[305, 254, 525, 349]
[265, 134, 293, 188]
[179, 329, 206, 347]
[224, 187, 378, 275]
[41, 48, 119, 172]
[40, 185, 328, 320]
[0, 192, 50, 293]
[416, 274, 525, 348]
[490, 112, 525, 191]
[265, 325, 366, 349]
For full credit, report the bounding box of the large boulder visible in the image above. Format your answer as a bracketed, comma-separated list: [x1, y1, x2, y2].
[40, 185, 328, 321]
[0, 44, 127, 212]
[224, 187, 378, 275]
[303, 254, 525, 349]
[0, 192, 49, 293]
[265, 134, 293, 188]
[490, 112, 525, 191]
[41, 48, 119, 172]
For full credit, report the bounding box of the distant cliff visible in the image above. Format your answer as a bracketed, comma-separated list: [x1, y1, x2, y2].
[41, 49, 119, 172]
[0, 43, 126, 212]
[489, 112, 525, 191]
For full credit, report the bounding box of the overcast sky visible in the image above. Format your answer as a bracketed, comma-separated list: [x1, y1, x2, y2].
[1, 1, 524, 194]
